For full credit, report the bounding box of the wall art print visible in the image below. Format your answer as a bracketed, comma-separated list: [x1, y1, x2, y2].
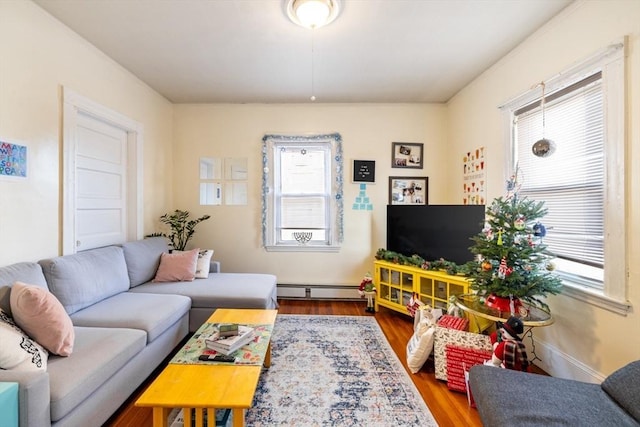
[463, 146, 485, 205]
[0, 141, 27, 178]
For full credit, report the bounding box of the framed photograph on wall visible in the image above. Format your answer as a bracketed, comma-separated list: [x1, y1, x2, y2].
[391, 142, 423, 169]
[389, 176, 428, 205]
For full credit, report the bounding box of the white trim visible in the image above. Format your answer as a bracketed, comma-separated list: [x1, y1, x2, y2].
[561, 284, 631, 316]
[499, 39, 625, 110]
[62, 87, 144, 255]
[265, 245, 340, 253]
[530, 335, 606, 383]
[501, 38, 629, 313]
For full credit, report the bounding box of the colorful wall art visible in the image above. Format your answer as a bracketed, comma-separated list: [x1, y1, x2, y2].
[0, 141, 27, 178]
[462, 146, 485, 205]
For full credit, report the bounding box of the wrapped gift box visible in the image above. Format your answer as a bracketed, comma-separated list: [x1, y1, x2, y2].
[445, 344, 493, 394]
[434, 326, 492, 381]
[437, 314, 469, 331]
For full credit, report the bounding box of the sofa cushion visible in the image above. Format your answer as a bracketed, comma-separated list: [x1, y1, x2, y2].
[69, 292, 191, 343]
[130, 272, 278, 309]
[122, 237, 168, 287]
[47, 326, 146, 423]
[39, 246, 130, 315]
[601, 360, 640, 421]
[10, 282, 75, 356]
[153, 248, 199, 282]
[469, 364, 638, 426]
[0, 262, 48, 316]
[0, 309, 48, 371]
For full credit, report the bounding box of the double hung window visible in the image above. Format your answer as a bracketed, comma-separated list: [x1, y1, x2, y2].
[503, 40, 628, 313]
[262, 133, 343, 251]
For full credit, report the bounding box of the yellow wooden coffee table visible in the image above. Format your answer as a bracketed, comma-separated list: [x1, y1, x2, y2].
[136, 309, 278, 427]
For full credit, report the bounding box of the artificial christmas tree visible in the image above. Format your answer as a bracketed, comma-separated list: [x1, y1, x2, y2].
[466, 173, 562, 311]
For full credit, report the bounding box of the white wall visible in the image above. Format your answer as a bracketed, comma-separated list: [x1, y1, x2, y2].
[0, 1, 174, 265]
[447, 0, 640, 378]
[172, 103, 448, 285]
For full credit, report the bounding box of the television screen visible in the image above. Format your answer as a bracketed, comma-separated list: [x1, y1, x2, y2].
[386, 205, 485, 264]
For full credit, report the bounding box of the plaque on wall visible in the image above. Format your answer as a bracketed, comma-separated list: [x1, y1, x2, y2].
[353, 160, 375, 183]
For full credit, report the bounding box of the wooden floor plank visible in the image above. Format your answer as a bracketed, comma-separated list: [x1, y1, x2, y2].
[103, 300, 482, 427]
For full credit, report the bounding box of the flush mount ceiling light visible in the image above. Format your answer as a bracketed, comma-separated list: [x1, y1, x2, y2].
[286, 0, 342, 29]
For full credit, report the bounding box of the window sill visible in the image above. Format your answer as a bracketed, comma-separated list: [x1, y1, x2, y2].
[265, 245, 340, 253]
[561, 281, 631, 316]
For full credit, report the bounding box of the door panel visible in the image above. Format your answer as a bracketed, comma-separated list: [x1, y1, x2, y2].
[75, 113, 127, 251]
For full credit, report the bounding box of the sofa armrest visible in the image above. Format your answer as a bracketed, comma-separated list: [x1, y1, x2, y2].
[0, 370, 51, 426]
[469, 365, 636, 426]
[209, 260, 221, 273]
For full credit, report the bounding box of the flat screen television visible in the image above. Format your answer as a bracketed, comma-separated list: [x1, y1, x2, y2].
[386, 204, 485, 264]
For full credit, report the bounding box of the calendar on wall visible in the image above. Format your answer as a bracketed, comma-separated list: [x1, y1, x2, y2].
[462, 146, 485, 205]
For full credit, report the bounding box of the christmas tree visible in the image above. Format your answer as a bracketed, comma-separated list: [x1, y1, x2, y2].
[466, 172, 562, 310]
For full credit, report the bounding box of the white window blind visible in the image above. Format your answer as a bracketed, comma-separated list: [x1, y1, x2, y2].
[515, 73, 604, 269]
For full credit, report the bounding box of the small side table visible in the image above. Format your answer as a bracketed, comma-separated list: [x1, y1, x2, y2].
[453, 294, 554, 329]
[0, 382, 19, 427]
[453, 294, 554, 364]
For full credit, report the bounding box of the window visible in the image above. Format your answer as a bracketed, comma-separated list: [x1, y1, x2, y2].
[503, 40, 628, 314]
[262, 133, 343, 251]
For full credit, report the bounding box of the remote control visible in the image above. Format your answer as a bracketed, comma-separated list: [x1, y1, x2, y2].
[198, 354, 236, 363]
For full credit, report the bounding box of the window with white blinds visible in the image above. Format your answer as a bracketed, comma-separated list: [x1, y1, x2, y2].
[277, 145, 330, 243]
[504, 40, 628, 313]
[515, 73, 604, 270]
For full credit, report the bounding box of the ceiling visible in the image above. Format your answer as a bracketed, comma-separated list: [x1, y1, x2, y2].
[34, 0, 573, 104]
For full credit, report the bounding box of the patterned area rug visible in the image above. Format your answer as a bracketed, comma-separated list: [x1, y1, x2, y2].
[245, 314, 437, 426]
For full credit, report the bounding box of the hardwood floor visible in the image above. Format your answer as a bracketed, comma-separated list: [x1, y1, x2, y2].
[104, 300, 482, 427]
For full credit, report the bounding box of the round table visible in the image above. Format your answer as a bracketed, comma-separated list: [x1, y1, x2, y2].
[453, 293, 553, 327]
[453, 294, 553, 364]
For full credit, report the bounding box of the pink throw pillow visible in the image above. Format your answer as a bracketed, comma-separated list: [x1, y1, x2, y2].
[10, 281, 75, 356]
[153, 248, 199, 282]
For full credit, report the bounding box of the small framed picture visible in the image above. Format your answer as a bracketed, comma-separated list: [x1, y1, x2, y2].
[392, 142, 423, 169]
[389, 176, 428, 205]
[353, 160, 376, 183]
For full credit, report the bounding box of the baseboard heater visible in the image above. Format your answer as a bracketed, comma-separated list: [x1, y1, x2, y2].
[277, 283, 361, 300]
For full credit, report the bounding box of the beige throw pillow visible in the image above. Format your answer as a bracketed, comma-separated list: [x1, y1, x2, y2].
[153, 248, 199, 282]
[10, 281, 75, 356]
[195, 249, 214, 279]
[0, 308, 48, 371]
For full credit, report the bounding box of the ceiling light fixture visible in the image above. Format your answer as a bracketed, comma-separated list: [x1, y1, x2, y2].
[286, 0, 342, 29]
[285, 1, 342, 102]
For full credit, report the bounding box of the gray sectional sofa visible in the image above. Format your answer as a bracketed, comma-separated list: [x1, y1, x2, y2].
[469, 361, 640, 426]
[0, 237, 277, 427]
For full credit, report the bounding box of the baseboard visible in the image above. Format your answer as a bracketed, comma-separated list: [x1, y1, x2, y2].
[529, 336, 605, 383]
[277, 283, 360, 300]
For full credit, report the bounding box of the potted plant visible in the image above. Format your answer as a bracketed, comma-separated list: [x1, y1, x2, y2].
[149, 210, 211, 251]
[465, 175, 562, 311]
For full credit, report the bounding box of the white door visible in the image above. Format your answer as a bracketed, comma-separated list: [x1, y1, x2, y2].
[75, 113, 128, 251]
[62, 88, 143, 255]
